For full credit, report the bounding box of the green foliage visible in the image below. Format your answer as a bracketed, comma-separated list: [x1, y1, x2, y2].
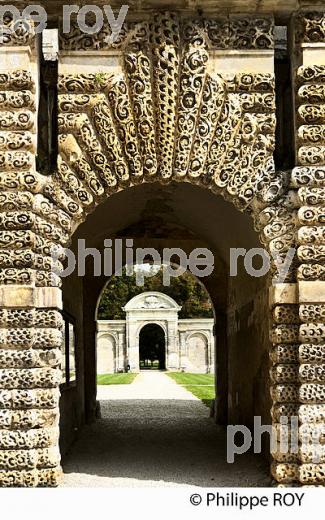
[94, 71, 106, 84]
[97, 266, 213, 319]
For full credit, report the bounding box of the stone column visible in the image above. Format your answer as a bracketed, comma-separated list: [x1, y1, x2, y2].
[0, 24, 64, 486]
[290, 11, 325, 485]
[269, 284, 300, 483]
[166, 319, 178, 370]
[179, 331, 187, 370]
[126, 319, 139, 371]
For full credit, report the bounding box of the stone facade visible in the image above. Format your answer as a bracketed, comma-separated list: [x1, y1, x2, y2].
[0, 4, 325, 487]
[97, 292, 214, 373]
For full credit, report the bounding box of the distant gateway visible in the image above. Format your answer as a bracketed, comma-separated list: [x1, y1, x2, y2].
[96, 292, 214, 373]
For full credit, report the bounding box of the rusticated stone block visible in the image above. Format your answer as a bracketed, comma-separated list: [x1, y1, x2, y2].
[0, 389, 60, 409]
[0, 368, 61, 389]
[0, 447, 60, 471]
[271, 446, 299, 463]
[300, 383, 325, 403]
[298, 84, 325, 104]
[273, 305, 299, 324]
[0, 329, 62, 350]
[270, 384, 300, 402]
[298, 187, 325, 205]
[300, 304, 325, 322]
[298, 244, 325, 263]
[299, 404, 325, 423]
[35, 447, 61, 468]
[298, 206, 325, 226]
[299, 344, 325, 363]
[0, 349, 61, 369]
[0, 427, 59, 449]
[298, 226, 325, 245]
[271, 325, 300, 344]
[298, 146, 325, 166]
[0, 409, 58, 429]
[0, 309, 63, 329]
[270, 364, 299, 383]
[299, 363, 325, 383]
[270, 344, 299, 363]
[299, 423, 325, 444]
[0, 449, 36, 470]
[300, 446, 325, 463]
[0, 467, 61, 487]
[298, 264, 325, 281]
[292, 165, 325, 187]
[300, 323, 325, 344]
[299, 463, 325, 484]
[271, 462, 299, 483]
[271, 403, 299, 421]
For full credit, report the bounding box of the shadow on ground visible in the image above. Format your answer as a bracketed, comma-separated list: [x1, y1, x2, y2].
[62, 399, 270, 487]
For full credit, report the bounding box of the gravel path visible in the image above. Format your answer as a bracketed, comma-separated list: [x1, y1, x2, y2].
[62, 371, 270, 487]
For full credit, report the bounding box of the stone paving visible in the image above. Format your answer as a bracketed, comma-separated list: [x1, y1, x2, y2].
[63, 371, 270, 487]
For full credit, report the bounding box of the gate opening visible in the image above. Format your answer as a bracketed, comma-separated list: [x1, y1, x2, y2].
[139, 323, 166, 370]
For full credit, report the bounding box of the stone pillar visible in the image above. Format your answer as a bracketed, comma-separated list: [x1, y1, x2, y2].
[253, 172, 300, 485]
[0, 20, 70, 487]
[117, 331, 125, 372]
[126, 320, 139, 371]
[166, 319, 178, 370]
[0, 26, 63, 484]
[179, 331, 187, 370]
[269, 284, 301, 483]
[291, 11, 325, 485]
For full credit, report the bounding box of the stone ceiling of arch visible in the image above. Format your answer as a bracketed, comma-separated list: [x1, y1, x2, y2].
[72, 181, 260, 266]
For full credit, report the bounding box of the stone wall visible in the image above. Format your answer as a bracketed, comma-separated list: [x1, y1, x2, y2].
[96, 314, 214, 374]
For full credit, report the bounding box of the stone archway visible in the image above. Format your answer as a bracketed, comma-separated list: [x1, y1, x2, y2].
[0, 9, 325, 487]
[124, 292, 180, 371]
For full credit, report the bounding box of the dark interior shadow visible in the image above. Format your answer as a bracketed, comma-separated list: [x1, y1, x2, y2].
[62, 399, 270, 487]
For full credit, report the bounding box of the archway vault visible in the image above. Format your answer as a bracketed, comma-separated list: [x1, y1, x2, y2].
[0, 9, 325, 487]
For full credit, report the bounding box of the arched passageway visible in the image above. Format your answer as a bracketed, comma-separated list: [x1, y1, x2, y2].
[139, 323, 166, 370]
[59, 180, 271, 486]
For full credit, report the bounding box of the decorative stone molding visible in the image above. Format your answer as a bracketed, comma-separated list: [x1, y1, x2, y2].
[59, 15, 274, 52]
[296, 12, 325, 44]
[0, 18, 35, 48]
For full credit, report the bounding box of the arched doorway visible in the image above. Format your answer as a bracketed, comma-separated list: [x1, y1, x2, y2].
[139, 323, 166, 370]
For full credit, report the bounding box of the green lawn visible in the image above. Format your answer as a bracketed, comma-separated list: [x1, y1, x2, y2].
[167, 372, 215, 408]
[97, 373, 138, 385]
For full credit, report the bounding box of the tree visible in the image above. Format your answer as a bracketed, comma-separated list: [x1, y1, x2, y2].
[97, 265, 213, 319]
